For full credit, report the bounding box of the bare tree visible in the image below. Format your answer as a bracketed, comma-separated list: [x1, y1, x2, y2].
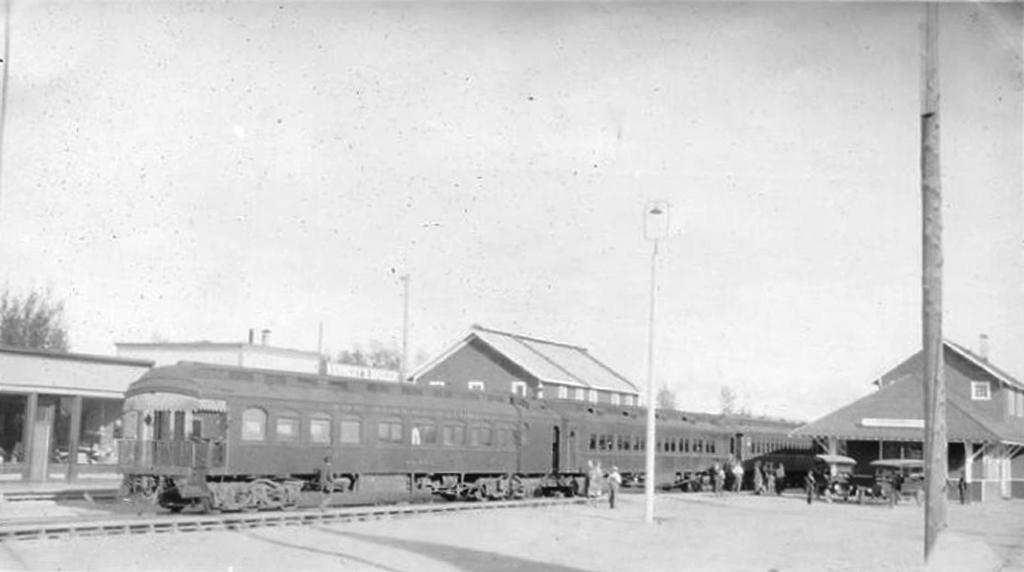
[656, 386, 677, 410]
[336, 340, 400, 370]
[719, 385, 737, 415]
[0, 288, 69, 352]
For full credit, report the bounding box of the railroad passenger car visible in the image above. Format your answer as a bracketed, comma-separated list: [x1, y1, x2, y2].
[118, 363, 564, 511]
[118, 362, 817, 511]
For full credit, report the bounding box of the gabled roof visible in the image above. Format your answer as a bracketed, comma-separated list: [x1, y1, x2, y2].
[944, 339, 1024, 391]
[791, 341, 1024, 444]
[411, 325, 640, 395]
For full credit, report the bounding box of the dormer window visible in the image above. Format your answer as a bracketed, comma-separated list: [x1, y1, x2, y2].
[971, 381, 991, 401]
[468, 381, 485, 391]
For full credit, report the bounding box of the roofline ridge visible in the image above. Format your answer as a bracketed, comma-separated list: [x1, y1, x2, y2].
[471, 324, 588, 351]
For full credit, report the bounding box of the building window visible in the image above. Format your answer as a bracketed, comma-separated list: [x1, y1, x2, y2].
[377, 420, 403, 443]
[557, 386, 568, 399]
[588, 390, 598, 403]
[340, 417, 361, 443]
[428, 380, 446, 387]
[468, 381, 485, 392]
[241, 408, 267, 442]
[972, 381, 991, 401]
[309, 416, 332, 445]
[1017, 391, 1024, 417]
[275, 414, 300, 442]
[511, 381, 527, 397]
[611, 394, 621, 406]
[574, 388, 584, 401]
[624, 395, 635, 406]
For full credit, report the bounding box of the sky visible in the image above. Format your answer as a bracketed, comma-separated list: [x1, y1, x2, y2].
[0, 2, 1021, 421]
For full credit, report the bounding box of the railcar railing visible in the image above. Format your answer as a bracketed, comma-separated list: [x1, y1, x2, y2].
[117, 439, 226, 471]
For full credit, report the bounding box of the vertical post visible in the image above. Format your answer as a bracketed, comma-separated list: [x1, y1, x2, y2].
[400, 274, 410, 382]
[921, 1, 947, 561]
[0, 0, 11, 212]
[66, 395, 83, 482]
[644, 238, 658, 524]
[642, 201, 668, 525]
[21, 392, 37, 481]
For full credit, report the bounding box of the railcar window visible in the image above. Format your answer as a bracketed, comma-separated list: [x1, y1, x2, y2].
[633, 436, 641, 451]
[340, 417, 361, 443]
[709, 440, 716, 454]
[377, 421, 403, 443]
[411, 423, 437, 446]
[442, 425, 465, 446]
[242, 408, 267, 441]
[276, 415, 300, 442]
[470, 426, 492, 447]
[310, 417, 331, 445]
[694, 439, 703, 453]
[623, 436, 631, 451]
[588, 434, 597, 451]
[669, 439, 677, 453]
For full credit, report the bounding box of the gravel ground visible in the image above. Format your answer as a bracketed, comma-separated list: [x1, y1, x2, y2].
[1, 492, 1021, 572]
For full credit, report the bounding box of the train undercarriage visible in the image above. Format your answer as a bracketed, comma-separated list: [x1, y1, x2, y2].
[121, 471, 586, 513]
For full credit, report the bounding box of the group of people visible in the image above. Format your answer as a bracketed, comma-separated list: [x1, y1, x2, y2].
[707, 458, 786, 495]
[586, 460, 622, 509]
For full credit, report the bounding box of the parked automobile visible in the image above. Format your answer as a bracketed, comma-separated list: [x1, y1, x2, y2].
[869, 459, 925, 505]
[813, 454, 858, 501]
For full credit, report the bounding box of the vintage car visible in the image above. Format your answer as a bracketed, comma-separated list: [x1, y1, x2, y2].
[869, 459, 925, 505]
[813, 454, 859, 501]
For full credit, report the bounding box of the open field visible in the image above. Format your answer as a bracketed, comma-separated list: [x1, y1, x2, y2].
[1, 491, 1021, 572]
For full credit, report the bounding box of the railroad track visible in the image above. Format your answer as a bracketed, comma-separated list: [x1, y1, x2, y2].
[0, 497, 585, 543]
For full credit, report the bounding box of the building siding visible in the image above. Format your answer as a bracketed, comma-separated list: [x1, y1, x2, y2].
[416, 339, 534, 394]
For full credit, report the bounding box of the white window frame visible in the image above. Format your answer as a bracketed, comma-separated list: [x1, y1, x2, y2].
[1016, 391, 1023, 417]
[588, 389, 598, 403]
[624, 395, 635, 406]
[428, 380, 446, 387]
[574, 388, 585, 401]
[611, 393, 621, 406]
[468, 381, 485, 392]
[557, 385, 568, 399]
[511, 381, 527, 397]
[971, 381, 991, 401]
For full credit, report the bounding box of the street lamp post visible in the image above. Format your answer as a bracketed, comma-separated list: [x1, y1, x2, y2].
[643, 201, 669, 524]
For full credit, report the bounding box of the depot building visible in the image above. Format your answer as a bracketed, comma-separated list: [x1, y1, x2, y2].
[792, 339, 1024, 501]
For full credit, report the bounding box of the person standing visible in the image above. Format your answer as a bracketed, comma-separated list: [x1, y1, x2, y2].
[753, 461, 764, 495]
[804, 471, 816, 505]
[607, 466, 622, 509]
[958, 474, 969, 505]
[732, 462, 744, 493]
[775, 462, 787, 495]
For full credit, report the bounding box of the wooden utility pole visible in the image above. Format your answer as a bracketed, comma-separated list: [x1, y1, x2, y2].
[921, 2, 947, 561]
[400, 274, 410, 381]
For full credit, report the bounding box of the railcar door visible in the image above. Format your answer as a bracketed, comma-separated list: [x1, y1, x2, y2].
[551, 426, 560, 473]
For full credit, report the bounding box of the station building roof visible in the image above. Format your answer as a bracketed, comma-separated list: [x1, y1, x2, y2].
[791, 340, 1024, 445]
[411, 325, 640, 396]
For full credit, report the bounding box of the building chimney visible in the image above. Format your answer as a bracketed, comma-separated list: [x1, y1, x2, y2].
[261, 329, 271, 346]
[248, 328, 255, 345]
[979, 333, 989, 362]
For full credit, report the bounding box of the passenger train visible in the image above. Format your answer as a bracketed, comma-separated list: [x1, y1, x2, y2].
[117, 363, 817, 512]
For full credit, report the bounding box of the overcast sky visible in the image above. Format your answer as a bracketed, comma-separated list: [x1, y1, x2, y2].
[1, 2, 1020, 420]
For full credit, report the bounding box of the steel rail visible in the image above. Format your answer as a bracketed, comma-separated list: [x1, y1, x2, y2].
[0, 497, 584, 543]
